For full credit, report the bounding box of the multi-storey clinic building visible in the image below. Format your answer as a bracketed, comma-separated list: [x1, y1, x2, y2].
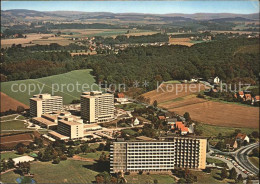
[110, 136, 207, 173]
[57, 119, 84, 139]
[30, 94, 63, 117]
[81, 91, 114, 123]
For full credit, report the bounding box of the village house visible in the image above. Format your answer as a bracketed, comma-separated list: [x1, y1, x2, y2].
[236, 133, 250, 144]
[224, 139, 238, 150]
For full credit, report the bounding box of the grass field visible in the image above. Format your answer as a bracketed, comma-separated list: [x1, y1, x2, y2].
[190, 169, 234, 183]
[1, 120, 27, 131]
[115, 103, 145, 111]
[0, 160, 98, 183]
[206, 158, 226, 165]
[79, 151, 109, 160]
[196, 123, 256, 137]
[1, 69, 98, 105]
[125, 174, 175, 184]
[249, 156, 259, 169]
[0, 151, 22, 160]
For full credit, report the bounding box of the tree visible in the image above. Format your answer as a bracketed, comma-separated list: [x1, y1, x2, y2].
[52, 157, 60, 164]
[153, 100, 158, 108]
[229, 167, 237, 179]
[7, 158, 15, 169]
[236, 174, 243, 183]
[17, 106, 25, 113]
[183, 112, 191, 122]
[251, 131, 259, 139]
[1, 159, 8, 172]
[67, 146, 75, 157]
[80, 143, 89, 154]
[154, 179, 158, 184]
[220, 168, 228, 179]
[17, 147, 26, 155]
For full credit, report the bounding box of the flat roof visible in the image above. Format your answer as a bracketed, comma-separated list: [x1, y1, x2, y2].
[59, 119, 82, 126]
[33, 117, 57, 126]
[49, 131, 69, 139]
[136, 136, 156, 141]
[84, 124, 102, 128]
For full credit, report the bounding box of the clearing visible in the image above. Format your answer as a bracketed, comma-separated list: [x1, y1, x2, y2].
[142, 83, 259, 128]
[1, 69, 98, 105]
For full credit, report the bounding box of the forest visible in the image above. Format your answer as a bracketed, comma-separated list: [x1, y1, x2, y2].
[1, 37, 259, 92]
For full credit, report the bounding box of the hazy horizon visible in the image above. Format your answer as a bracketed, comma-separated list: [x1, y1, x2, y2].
[1, 1, 259, 14]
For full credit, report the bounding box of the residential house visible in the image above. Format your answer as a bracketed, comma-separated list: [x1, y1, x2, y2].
[243, 94, 252, 101]
[252, 95, 260, 104]
[167, 118, 177, 125]
[158, 116, 166, 121]
[236, 133, 250, 144]
[133, 118, 140, 126]
[224, 139, 238, 150]
[214, 77, 220, 84]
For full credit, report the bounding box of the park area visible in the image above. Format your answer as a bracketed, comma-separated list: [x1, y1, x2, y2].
[142, 83, 259, 128]
[1, 69, 98, 105]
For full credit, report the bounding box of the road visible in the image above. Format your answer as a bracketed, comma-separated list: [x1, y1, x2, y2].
[209, 143, 259, 177]
[235, 143, 259, 175]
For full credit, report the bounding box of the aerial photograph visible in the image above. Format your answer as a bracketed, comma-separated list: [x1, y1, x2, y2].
[0, 0, 259, 183]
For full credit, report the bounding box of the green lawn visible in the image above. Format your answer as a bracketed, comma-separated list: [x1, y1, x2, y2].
[196, 123, 256, 137]
[191, 169, 234, 183]
[206, 158, 226, 165]
[1, 69, 98, 105]
[125, 174, 175, 184]
[0, 114, 19, 121]
[115, 103, 145, 111]
[79, 151, 109, 160]
[30, 160, 97, 183]
[164, 80, 181, 84]
[121, 129, 138, 136]
[0, 151, 22, 160]
[0, 171, 21, 183]
[1, 120, 27, 131]
[249, 156, 259, 169]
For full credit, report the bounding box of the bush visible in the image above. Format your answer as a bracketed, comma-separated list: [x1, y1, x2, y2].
[60, 155, 67, 161]
[52, 157, 60, 164]
[138, 170, 143, 175]
[125, 171, 130, 175]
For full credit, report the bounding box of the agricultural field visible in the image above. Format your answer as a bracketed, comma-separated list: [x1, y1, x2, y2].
[196, 123, 256, 137]
[0, 132, 34, 150]
[169, 37, 194, 47]
[142, 83, 259, 128]
[0, 92, 29, 112]
[1, 69, 98, 105]
[0, 160, 98, 184]
[53, 28, 158, 38]
[1, 33, 74, 48]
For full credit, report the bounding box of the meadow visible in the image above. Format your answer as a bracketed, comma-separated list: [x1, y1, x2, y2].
[1, 69, 98, 105]
[0, 160, 98, 184]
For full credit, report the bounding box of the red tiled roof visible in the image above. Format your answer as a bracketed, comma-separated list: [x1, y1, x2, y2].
[176, 122, 183, 129]
[236, 133, 247, 140]
[117, 93, 125, 98]
[158, 116, 166, 120]
[181, 126, 189, 132]
[255, 96, 260, 101]
[238, 91, 244, 96]
[245, 94, 252, 100]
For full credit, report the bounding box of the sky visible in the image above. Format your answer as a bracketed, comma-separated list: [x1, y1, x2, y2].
[1, 1, 259, 14]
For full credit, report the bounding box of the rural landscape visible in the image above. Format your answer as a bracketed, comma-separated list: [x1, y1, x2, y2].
[0, 1, 259, 184]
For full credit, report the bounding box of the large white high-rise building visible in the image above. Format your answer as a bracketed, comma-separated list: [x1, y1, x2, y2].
[80, 91, 114, 123]
[110, 136, 207, 173]
[30, 94, 63, 117]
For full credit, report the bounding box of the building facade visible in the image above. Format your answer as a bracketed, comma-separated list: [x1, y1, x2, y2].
[110, 137, 207, 173]
[57, 119, 84, 139]
[81, 91, 114, 123]
[30, 94, 63, 117]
